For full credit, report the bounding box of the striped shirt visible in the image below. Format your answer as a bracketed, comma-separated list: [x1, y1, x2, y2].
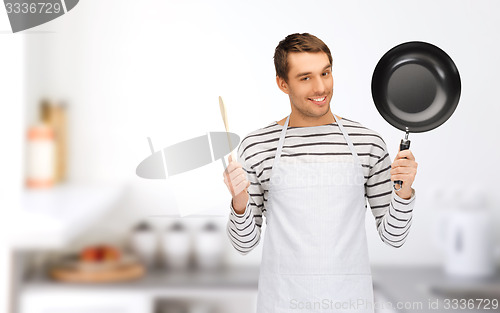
[227, 117, 415, 254]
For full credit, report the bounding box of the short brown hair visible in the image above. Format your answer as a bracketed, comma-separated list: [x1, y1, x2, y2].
[273, 33, 332, 83]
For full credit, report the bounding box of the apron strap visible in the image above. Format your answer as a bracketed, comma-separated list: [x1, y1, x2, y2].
[274, 114, 361, 167]
[334, 115, 361, 166]
[274, 114, 290, 166]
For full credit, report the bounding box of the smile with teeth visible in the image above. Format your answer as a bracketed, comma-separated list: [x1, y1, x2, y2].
[310, 97, 326, 102]
[309, 96, 327, 104]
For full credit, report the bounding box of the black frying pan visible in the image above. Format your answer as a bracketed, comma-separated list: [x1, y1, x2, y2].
[371, 41, 461, 190]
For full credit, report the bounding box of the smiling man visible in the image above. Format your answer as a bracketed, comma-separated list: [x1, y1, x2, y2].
[223, 33, 417, 313]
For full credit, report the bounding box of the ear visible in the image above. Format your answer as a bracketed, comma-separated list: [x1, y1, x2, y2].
[276, 76, 290, 95]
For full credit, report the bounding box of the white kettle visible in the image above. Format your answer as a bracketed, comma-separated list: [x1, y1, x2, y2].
[435, 207, 496, 278]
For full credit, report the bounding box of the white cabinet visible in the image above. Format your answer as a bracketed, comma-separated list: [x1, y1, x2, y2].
[19, 267, 259, 313]
[20, 290, 151, 313]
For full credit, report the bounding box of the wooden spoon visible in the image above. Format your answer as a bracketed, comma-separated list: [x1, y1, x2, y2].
[219, 96, 236, 162]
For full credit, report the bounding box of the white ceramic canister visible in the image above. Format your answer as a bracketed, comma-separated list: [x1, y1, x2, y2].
[193, 221, 225, 270]
[162, 221, 192, 270]
[130, 222, 157, 268]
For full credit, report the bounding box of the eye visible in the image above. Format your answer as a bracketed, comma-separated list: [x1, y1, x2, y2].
[322, 71, 330, 76]
[301, 77, 310, 81]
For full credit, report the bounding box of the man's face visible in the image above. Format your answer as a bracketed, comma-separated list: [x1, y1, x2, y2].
[278, 52, 333, 119]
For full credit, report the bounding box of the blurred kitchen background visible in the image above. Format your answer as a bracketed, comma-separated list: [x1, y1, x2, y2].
[2, 0, 500, 312]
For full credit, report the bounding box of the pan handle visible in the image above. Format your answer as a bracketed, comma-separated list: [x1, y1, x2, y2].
[394, 129, 411, 191]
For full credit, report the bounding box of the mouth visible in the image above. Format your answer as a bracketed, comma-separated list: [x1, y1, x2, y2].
[308, 96, 327, 105]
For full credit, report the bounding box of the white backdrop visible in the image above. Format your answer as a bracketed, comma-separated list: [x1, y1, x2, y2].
[21, 0, 500, 266]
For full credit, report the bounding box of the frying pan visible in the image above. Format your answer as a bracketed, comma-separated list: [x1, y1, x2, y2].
[371, 41, 461, 190]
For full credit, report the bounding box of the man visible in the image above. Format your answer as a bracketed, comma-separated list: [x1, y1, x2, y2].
[223, 33, 417, 313]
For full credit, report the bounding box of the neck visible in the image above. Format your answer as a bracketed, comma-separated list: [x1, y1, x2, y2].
[286, 111, 338, 127]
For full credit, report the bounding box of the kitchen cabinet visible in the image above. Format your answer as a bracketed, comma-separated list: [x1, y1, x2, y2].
[20, 291, 151, 313]
[19, 266, 259, 313]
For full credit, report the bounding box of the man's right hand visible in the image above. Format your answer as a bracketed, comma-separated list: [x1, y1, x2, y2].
[223, 154, 250, 214]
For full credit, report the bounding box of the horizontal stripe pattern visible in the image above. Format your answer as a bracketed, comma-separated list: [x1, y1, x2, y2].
[227, 118, 415, 254]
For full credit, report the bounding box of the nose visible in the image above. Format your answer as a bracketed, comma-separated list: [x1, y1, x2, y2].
[312, 76, 326, 95]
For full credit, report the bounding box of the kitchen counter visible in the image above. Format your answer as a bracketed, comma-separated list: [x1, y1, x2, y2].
[20, 265, 500, 312]
[371, 265, 500, 313]
[23, 265, 259, 295]
[20, 266, 260, 313]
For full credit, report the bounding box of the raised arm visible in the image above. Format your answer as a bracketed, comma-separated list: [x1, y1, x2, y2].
[367, 141, 417, 248]
[224, 144, 264, 255]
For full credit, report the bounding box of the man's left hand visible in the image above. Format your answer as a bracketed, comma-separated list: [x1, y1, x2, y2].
[390, 149, 418, 200]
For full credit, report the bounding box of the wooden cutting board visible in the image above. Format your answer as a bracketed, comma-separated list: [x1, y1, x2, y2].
[50, 262, 145, 283]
